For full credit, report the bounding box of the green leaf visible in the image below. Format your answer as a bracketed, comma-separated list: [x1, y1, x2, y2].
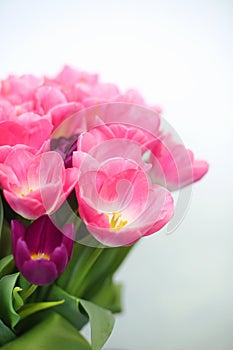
[0, 320, 16, 346]
[80, 299, 115, 350]
[1, 312, 92, 350]
[18, 299, 65, 320]
[0, 273, 20, 328]
[91, 278, 123, 313]
[49, 284, 88, 330]
[0, 220, 13, 259]
[57, 243, 103, 294]
[0, 255, 15, 279]
[77, 245, 133, 298]
[12, 287, 24, 311]
[48, 285, 115, 350]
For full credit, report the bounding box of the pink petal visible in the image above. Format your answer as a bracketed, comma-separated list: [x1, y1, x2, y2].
[0, 164, 21, 190]
[63, 167, 79, 197]
[4, 149, 34, 186]
[35, 86, 67, 114]
[49, 102, 83, 129]
[17, 113, 53, 149]
[0, 121, 29, 146]
[90, 83, 120, 99]
[149, 134, 209, 190]
[1, 74, 41, 104]
[3, 189, 44, 219]
[53, 65, 98, 86]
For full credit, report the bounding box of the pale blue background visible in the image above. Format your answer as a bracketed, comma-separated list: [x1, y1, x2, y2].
[0, 1, 232, 349]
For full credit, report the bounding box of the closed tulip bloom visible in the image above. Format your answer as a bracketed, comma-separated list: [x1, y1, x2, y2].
[11, 215, 74, 285]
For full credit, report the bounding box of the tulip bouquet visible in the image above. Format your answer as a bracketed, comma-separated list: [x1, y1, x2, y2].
[0, 66, 208, 349]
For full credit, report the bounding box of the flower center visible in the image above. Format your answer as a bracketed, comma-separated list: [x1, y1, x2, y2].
[31, 253, 50, 261]
[21, 189, 33, 197]
[107, 212, 128, 230]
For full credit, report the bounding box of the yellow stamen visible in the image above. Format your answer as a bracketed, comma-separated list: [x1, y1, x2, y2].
[31, 253, 50, 261]
[107, 212, 128, 230]
[21, 189, 33, 197]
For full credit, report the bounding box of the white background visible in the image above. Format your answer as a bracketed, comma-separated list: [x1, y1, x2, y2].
[0, 1, 232, 349]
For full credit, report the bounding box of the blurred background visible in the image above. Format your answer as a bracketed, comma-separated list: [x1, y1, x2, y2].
[0, 0, 232, 349]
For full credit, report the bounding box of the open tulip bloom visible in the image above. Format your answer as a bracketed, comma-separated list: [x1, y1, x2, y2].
[0, 67, 208, 350]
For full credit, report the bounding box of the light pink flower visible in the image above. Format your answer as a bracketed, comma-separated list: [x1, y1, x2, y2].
[0, 149, 78, 219]
[73, 126, 174, 246]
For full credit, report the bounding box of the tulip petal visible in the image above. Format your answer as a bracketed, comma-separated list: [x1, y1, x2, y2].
[50, 244, 68, 275]
[0, 121, 29, 147]
[25, 215, 62, 254]
[11, 220, 26, 252]
[49, 102, 83, 129]
[35, 86, 67, 114]
[61, 223, 74, 259]
[22, 259, 58, 285]
[3, 190, 44, 220]
[15, 238, 31, 268]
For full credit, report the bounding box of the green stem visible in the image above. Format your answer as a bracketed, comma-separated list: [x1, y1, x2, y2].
[21, 284, 38, 301]
[70, 248, 103, 296]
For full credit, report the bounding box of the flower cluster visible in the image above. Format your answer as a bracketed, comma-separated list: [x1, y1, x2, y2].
[0, 66, 208, 286]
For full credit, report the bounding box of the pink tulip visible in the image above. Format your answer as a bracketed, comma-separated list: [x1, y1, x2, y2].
[148, 133, 209, 190]
[0, 74, 41, 105]
[82, 83, 120, 108]
[47, 65, 98, 102]
[0, 99, 14, 121]
[0, 112, 52, 149]
[0, 149, 78, 219]
[35, 86, 67, 114]
[53, 103, 161, 142]
[0, 144, 37, 164]
[52, 65, 98, 87]
[73, 126, 174, 247]
[49, 102, 83, 129]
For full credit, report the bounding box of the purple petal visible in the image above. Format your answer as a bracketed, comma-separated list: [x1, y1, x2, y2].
[11, 220, 26, 252]
[61, 223, 74, 260]
[22, 259, 58, 285]
[64, 139, 78, 168]
[25, 215, 62, 254]
[14, 238, 31, 269]
[50, 244, 68, 274]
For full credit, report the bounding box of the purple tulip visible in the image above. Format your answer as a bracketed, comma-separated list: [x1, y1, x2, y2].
[11, 215, 74, 285]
